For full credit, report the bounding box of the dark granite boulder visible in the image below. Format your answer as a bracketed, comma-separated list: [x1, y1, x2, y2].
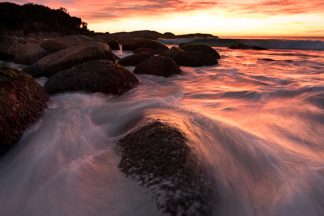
[180, 44, 221, 59]
[0, 66, 48, 156]
[122, 39, 168, 51]
[24, 42, 118, 77]
[118, 120, 215, 216]
[0, 35, 47, 64]
[167, 47, 218, 67]
[118, 53, 154, 66]
[40, 35, 93, 53]
[134, 55, 182, 77]
[44, 59, 138, 95]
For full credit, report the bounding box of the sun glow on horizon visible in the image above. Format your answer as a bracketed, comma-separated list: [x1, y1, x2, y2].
[8, 0, 324, 37]
[89, 11, 324, 37]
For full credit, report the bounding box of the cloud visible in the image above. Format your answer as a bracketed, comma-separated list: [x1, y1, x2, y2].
[227, 0, 324, 15]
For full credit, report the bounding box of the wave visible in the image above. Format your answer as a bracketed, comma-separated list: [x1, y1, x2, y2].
[159, 38, 324, 51]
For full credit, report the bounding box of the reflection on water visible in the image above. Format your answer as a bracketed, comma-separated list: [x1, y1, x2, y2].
[0, 48, 323, 216]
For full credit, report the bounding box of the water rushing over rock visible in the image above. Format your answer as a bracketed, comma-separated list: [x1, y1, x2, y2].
[0, 46, 323, 216]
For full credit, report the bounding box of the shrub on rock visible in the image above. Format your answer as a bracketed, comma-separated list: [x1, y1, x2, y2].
[0, 66, 48, 156]
[134, 55, 182, 77]
[44, 59, 138, 95]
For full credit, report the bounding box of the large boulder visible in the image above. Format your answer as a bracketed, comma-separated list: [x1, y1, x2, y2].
[122, 39, 168, 51]
[24, 42, 118, 77]
[40, 35, 94, 53]
[44, 59, 138, 95]
[118, 121, 215, 216]
[180, 44, 221, 59]
[118, 52, 154, 66]
[0, 35, 47, 64]
[167, 47, 218, 67]
[0, 66, 48, 156]
[134, 55, 182, 77]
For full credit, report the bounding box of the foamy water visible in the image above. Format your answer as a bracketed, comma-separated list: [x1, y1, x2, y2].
[0, 47, 323, 216]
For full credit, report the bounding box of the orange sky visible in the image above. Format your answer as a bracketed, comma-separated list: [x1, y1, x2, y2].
[10, 0, 324, 37]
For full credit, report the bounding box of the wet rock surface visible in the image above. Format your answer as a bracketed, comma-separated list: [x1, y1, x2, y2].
[44, 59, 138, 95]
[0, 66, 48, 156]
[134, 55, 182, 77]
[118, 121, 215, 216]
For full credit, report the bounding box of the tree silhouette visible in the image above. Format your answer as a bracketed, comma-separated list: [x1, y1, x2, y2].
[0, 2, 88, 34]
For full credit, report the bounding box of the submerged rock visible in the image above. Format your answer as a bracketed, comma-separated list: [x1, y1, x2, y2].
[229, 43, 268, 50]
[167, 47, 218, 67]
[118, 52, 154, 66]
[24, 42, 118, 77]
[44, 59, 138, 95]
[122, 39, 168, 51]
[118, 121, 214, 216]
[40, 35, 93, 53]
[180, 44, 221, 59]
[134, 55, 182, 77]
[0, 66, 48, 156]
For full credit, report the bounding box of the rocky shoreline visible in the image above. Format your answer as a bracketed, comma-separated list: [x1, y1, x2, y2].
[0, 28, 221, 215]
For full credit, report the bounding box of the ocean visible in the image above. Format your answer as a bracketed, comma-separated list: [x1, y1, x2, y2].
[0, 38, 323, 215]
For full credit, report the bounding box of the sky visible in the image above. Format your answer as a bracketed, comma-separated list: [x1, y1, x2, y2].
[9, 0, 324, 37]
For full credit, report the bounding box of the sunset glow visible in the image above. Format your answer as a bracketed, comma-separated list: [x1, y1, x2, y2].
[9, 0, 324, 36]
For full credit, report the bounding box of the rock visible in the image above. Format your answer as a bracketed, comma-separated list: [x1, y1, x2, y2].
[44, 59, 138, 95]
[162, 32, 175, 39]
[92, 34, 120, 50]
[24, 42, 118, 77]
[180, 44, 221, 59]
[118, 120, 214, 216]
[167, 47, 218, 67]
[175, 33, 218, 39]
[134, 55, 182, 77]
[111, 30, 163, 40]
[40, 35, 93, 53]
[122, 39, 168, 51]
[0, 35, 47, 64]
[118, 53, 154, 66]
[0, 66, 48, 156]
[229, 43, 268, 50]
